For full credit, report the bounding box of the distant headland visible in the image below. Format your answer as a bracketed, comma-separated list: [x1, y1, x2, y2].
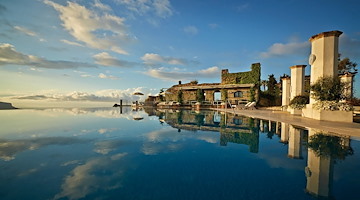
[0, 102, 18, 110]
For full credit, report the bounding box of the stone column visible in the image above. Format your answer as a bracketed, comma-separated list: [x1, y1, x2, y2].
[340, 73, 354, 100]
[288, 125, 303, 159]
[303, 30, 353, 122]
[290, 65, 306, 99]
[289, 65, 306, 114]
[308, 30, 342, 104]
[281, 77, 291, 111]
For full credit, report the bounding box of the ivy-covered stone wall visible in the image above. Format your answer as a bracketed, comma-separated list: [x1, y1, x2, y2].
[221, 63, 261, 85]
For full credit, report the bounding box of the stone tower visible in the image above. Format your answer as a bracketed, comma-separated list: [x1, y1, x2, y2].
[308, 30, 342, 104]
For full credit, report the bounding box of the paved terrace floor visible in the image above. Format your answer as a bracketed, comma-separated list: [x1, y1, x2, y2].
[213, 108, 360, 139]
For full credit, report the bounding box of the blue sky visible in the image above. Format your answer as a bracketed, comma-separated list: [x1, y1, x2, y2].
[1, 0, 359, 107]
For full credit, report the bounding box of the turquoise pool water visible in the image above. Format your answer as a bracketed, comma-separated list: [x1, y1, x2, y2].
[0, 107, 359, 200]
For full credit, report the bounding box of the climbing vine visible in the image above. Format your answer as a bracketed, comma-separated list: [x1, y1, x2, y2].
[221, 89, 228, 101]
[221, 63, 261, 85]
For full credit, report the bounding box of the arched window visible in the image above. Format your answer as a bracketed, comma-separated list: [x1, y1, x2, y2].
[234, 91, 243, 98]
[233, 118, 242, 125]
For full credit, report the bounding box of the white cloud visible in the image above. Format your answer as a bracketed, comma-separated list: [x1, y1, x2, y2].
[92, 0, 112, 11]
[80, 74, 93, 78]
[114, 0, 173, 18]
[13, 25, 37, 36]
[153, 0, 173, 18]
[208, 23, 219, 29]
[145, 66, 220, 81]
[0, 43, 96, 69]
[44, 0, 132, 55]
[93, 52, 137, 67]
[13, 25, 46, 42]
[98, 73, 119, 80]
[61, 39, 84, 47]
[260, 41, 309, 58]
[141, 53, 188, 66]
[184, 25, 198, 35]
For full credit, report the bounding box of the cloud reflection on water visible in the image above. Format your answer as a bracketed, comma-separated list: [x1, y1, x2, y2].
[0, 137, 89, 161]
[54, 153, 127, 200]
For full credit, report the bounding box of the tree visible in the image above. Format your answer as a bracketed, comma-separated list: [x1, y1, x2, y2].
[261, 80, 268, 91]
[338, 56, 358, 74]
[177, 90, 183, 104]
[159, 89, 164, 101]
[196, 89, 205, 102]
[267, 74, 277, 96]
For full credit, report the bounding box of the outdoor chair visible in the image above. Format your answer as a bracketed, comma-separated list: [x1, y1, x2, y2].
[236, 102, 251, 110]
[244, 102, 256, 110]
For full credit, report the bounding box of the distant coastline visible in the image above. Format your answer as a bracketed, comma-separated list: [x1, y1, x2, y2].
[0, 102, 18, 110]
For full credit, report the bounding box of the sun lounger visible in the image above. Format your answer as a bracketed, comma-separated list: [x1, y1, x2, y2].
[244, 102, 256, 110]
[235, 102, 252, 110]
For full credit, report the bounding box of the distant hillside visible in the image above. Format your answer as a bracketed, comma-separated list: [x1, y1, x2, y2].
[0, 102, 17, 110]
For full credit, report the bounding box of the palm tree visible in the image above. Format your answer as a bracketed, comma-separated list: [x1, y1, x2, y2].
[261, 80, 268, 91]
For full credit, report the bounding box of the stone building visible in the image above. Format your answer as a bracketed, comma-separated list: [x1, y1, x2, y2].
[164, 63, 261, 106]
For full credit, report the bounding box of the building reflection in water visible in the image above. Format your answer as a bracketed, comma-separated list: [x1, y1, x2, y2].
[276, 124, 353, 199]
[305, 128, 353, 199]
[152, 109, 260, 153]
[146, 108, 355, 199]
[288, 125, 303, 159]
[280, 122, 289, 144]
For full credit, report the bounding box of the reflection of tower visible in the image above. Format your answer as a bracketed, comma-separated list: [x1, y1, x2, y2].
[268, 120, 272, 132]
[275, 122, 280, 135]
[305, 129, 334, 198]
[259, 120, 264, 132]
[280, 122, 289, 143]
[288, 125, 303, 159]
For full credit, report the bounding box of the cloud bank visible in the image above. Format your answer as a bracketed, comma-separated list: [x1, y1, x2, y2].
[94, 52, 137, 68]
[98, 73, 119, 80]
[260, 41, 309, 58]
[145, 66, 220, 81]
[10, 88, 150, 103]
[44, 0, 133, 55]
[141, 53, 192, 66]
[0, 43, 96, 69]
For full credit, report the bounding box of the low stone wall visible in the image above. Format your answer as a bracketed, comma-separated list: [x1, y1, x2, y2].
[302, 104, 353, 123]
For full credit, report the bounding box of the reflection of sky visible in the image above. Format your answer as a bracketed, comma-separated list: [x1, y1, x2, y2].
[0, 108, 359, 200]
[0, 107, 149, 139]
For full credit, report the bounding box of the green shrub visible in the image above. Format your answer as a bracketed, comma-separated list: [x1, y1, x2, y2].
[289, 95, 309, 109]
[310, 76, 345, 102]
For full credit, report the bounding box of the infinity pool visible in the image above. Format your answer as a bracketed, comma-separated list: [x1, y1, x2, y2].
[0, 107, 359, 200]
